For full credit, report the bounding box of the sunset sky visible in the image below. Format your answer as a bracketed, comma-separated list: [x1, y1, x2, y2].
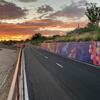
[0, 0, 100, 41]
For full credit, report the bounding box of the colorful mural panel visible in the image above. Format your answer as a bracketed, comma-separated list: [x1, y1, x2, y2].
[40, 42, 100, 66]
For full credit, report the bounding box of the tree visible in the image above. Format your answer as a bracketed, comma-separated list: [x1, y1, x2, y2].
[32, 33, 42, 40]
[85, 3, 100, 27]
[53, 35, 60, 38]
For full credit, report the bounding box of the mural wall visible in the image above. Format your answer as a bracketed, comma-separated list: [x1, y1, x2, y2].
[40, 42, 100, 66]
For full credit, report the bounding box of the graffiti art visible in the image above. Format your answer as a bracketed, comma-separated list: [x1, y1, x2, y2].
[41, 42, 100, 66]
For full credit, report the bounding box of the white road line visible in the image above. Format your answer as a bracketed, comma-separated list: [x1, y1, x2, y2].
[56, 63, 63, 68]
[22, 50, 29, 100]
[44, 56, 48, 59]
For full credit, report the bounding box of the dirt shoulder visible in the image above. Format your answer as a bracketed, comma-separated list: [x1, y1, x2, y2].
[0, 46, 19, 100]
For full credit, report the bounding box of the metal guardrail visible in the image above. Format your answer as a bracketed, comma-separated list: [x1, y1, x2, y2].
[22, 49, 29, 100]
[7, 48, 23, 100]
[7, 45, 29, 100]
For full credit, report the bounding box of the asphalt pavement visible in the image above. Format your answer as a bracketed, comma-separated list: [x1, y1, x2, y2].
[24, 45, 100, 100]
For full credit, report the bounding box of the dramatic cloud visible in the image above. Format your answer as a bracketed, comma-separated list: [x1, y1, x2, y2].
[47, 0, 86, 19]
[0, 18, 87, 41]
[18, 0, 38, 2]
[0, 0, 26, 19]
[37, 5, 54, 13]
[20, 19, 64, 28]
[77, 0, 87, 6]
[20, 19, 87, 29]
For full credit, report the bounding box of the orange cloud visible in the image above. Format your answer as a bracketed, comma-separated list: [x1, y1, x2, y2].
[22, 19, 87, 29]
[0, 19, 87, 40]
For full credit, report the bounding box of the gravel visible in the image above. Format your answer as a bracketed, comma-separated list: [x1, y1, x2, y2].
[0, 47, 18, 100]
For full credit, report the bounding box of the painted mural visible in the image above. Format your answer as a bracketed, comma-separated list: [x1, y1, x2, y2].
[41, 42, 100, 66]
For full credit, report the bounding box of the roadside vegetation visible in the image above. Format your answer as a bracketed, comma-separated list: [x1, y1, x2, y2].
[65, 3, 100, 41]
[31, 2, 100, 43]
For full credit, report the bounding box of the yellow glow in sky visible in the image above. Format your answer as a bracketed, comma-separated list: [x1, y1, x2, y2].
[0, 35, 31, 41]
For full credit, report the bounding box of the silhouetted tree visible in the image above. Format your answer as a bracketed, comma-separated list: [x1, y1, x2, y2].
[32, 33, 42, 40]
[53, 35, 60, 38]
[85, 3, 100, 27]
